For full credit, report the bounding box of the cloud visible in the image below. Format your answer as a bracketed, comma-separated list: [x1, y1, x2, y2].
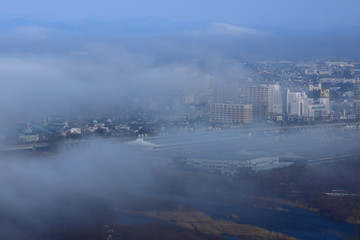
[0, 128, 358, 239]
[0, 141, 152, 240]
[14, 26, 52, 39]
[185, 22, 270, 38]
[209, 22, 265, 36]
[0, 47, 211, 124]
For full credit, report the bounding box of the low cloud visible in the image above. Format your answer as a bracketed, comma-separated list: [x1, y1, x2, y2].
[209, 22, 267, 36]
[0, 141, 152, 240]
[184, 22, 271, 39]
[14, 26, 52, 39]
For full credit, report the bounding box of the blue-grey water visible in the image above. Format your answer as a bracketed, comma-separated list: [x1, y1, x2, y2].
[125, 193, 354, 240]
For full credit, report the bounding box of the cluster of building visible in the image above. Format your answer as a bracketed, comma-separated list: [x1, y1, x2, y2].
[208, 82, 334, 124]
[5, 59, 360, 144]
[204, 60, 360, 124]
[6, 113, 162, 144]
[286, 85, 330, 118]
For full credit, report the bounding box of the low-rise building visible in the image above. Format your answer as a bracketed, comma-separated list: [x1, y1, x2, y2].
[19, 134, 40, 142]
[210, 103, 252, 124]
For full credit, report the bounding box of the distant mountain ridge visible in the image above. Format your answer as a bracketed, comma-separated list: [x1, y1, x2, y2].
[0, 16, 212, 36]
[0, 16, 359, 37]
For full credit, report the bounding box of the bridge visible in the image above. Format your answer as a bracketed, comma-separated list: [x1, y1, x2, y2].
[0, 142, 50, 152]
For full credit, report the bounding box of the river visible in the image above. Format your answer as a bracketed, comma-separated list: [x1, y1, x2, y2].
[136, 193, 355, 240]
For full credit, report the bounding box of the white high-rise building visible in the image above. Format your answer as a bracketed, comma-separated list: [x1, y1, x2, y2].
[286, 90, 308, 116]
[319, 97, 330, 114]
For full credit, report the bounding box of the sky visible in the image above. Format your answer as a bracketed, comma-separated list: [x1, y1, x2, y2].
[1, 0, 360, 30]
[0, 0, 359, 122]
[0, 0, 359, 124]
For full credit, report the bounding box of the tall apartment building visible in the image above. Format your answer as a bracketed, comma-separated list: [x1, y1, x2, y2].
[213, 81, 239, 103]
[271, 84, 283, 114]
[210, 103, 252, 124]
[245, 84, 282, 119]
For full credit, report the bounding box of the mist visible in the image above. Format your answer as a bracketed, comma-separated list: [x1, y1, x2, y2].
[0, 19, 359, 122]
[0, 127, 358, 239]
[0, 16, 359, 240]
[0, 141, 153, 239]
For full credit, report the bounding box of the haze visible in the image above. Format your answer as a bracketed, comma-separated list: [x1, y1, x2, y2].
[1, 1, 360, 240]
